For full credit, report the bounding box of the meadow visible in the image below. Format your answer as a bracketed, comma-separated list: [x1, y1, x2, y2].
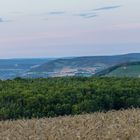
[106, 65, 140, 77]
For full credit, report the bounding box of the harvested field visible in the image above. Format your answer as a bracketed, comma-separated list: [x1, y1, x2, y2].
[0, 109, 140, 140]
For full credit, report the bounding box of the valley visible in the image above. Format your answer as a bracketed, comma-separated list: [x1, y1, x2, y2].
[1, 53, 140, 79]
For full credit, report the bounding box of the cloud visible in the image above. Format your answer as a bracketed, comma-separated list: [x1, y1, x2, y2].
[38, 11, 66, 18]
[0, 18, 4, 22]
[76, 13, 98, 19]
[0, 17, 12, 23]
[40, 5, 120, 20]
[47, 11, 66, 15]
[93, 5, 121, 11]
[84, 15, 98, 19]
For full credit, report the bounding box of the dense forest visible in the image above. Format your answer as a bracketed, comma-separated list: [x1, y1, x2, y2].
[0, 77, 140, 120]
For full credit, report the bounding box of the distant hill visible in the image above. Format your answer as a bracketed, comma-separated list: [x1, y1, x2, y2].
[28, 53, 140, 77]
[0, 58, 54, 69]
[0, 58, 54, 79]
[95, 61, 140, 77]
[1, 53, 140, 79]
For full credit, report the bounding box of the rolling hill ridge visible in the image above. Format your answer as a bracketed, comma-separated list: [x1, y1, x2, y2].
[28, 53, 140, 77]
[1, 53, 140, 79]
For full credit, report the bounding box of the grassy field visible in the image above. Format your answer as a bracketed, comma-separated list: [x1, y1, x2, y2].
[0, 109, 140, 140]
[106, 65, 140, 77]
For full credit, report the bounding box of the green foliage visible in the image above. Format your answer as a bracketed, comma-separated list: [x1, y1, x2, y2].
[0, 77, 140, 120]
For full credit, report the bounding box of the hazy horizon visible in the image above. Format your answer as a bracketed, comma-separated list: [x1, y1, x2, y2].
[0, 0, 140, 58]
[1, 52, 140, 60]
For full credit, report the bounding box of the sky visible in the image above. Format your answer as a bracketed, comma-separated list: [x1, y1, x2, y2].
[0, 0, 140, 58]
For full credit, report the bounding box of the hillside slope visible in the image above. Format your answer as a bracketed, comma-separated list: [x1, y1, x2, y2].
[28, 53, 140, 77]
[96, 61, 140, 77]
[1, 109, 140, 140]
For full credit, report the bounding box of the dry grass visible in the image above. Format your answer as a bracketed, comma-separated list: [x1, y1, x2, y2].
[0, 109, 140, 140]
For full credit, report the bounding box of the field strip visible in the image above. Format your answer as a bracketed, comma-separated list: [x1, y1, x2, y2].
[0, 109, 140, 140]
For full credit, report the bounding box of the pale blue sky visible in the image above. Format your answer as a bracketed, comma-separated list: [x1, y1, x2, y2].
[0, 0, 140, 58]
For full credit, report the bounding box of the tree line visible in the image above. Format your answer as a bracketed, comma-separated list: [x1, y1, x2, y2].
[0, 77, 140, 120]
